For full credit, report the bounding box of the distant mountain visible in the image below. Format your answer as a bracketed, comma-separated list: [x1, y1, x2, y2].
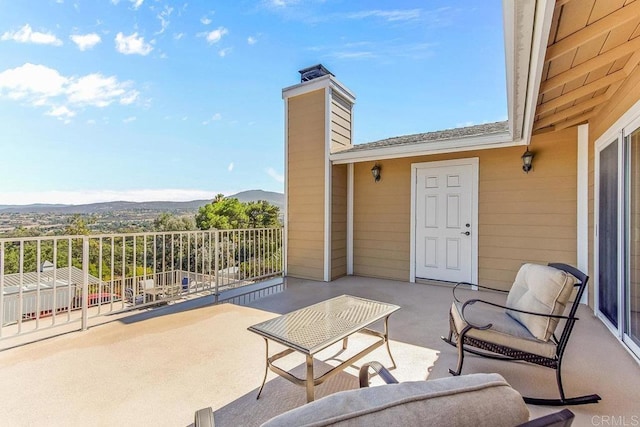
[229, 190, 284, 208]
[0, 203, 70, 210]
[0, 190, 284, 214]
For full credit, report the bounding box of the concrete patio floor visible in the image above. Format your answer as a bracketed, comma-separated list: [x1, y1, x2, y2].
[0, 276, 638, 426]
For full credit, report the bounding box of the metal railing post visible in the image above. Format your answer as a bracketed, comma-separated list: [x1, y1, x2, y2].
[214, 230, 219, 303]
[81, 236, 89, 331]
[0, 241, 4, 338]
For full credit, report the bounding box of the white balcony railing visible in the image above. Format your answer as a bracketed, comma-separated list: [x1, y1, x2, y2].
[0, 228, 283, 340]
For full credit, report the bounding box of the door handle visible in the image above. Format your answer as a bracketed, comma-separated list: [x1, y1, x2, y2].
[461, 231, 470, 236]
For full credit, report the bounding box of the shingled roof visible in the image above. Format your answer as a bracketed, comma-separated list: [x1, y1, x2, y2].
[344, 120, 509, 153]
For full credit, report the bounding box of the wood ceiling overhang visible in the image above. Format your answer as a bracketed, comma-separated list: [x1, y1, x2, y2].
[533, 0, 640, 133]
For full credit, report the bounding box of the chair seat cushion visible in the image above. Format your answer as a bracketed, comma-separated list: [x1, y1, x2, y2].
[505, 263, 577, 341]
[451, 301, 557, 359]
[261, 373, 529, 427]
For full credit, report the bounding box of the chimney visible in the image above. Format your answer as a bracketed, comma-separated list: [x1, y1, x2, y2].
[298, 64, 334, 83]
[283, 66, 355, 282]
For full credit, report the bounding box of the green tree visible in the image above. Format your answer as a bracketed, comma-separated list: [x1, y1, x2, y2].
[195, 196, 281, 230]
[153, 213, 195, 232]
[196, 197, 248, 230]
[246, 200, 280, 228]
[4, 226, 42, 238]
[63, 214, 95, 235]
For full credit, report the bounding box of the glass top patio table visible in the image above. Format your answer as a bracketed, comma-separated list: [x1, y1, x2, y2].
[248, 294, 400, 355]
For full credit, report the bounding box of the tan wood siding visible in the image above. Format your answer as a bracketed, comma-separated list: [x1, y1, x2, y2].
[332, 164, 347, 279]
[287, 89, 326, 280]
[353, 128, 578, 289]
[330, 92, 352, 153]
[353, 159, 411, 281]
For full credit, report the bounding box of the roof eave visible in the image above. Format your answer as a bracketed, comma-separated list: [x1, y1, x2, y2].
[504, 0, 555, 145]
[330, 131, 516, 164]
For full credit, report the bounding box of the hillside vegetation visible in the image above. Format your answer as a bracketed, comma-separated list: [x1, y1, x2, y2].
[0, 190, 283, 236]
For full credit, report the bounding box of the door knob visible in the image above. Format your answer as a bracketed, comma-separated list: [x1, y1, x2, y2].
[461, 231, 470, 236]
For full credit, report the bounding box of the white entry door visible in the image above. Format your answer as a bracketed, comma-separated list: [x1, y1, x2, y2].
[414, 160, 477, 283]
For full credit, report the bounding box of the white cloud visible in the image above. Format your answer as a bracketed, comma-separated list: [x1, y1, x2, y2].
[46, 105, 75, 120]
[67, 74, 131, 107]
[156, 5, 173, 34]
[130, 0, 144, 10]
[111, 0, 120, 4]
[120, 90, 139, 105]
[70, 33, 101, 50]
[201, 17, 212, 25]
[268, 0, 298, 7]
[227, 162, 234, 172]
[218, 47, 232, 57]
[0, 63, 67, 100]
[0, 63, 140, 120]
[346, 9, 421, 22]
[115, 32, 153, 55]
[247, 36, 257, 45]
[202, 27, 228, 44]
[266, 168, 284, 183]
[202, 113, 221, 125]
[0, 189, 227, 205]
[1, 24, 62, 46]
[87, 119, 96, 125]
[332, 51, 375, 59]
[123, 116, 136, 123]
[174, 32, 184, 40]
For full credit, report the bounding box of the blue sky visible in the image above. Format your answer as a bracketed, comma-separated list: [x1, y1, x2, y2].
[0, 0, 506, 205]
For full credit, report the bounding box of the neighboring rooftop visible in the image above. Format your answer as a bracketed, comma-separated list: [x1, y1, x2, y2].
[346, 121, 509, 153]
[2, 266, 101, 288]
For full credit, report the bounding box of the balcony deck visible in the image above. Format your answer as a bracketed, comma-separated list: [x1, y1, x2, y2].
[0, 276, 638, 426]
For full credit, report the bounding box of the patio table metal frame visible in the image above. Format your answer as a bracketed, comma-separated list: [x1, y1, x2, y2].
[248, 294, 400, 402]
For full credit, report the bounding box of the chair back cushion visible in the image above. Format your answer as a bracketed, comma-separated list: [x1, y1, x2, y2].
[261, 373, 529, 427]
[506, 263, 577, 341]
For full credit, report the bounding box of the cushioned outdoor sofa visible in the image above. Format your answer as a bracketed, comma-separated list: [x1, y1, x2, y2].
[194, 369, 574, 426]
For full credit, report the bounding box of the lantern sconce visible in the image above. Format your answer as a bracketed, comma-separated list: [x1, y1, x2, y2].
[371, 163, 381, 182]
[521, 149, 534, 173]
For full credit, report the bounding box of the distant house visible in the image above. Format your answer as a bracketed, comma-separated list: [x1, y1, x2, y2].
[2, 265, 101, 324]
[283, 1, 640, 362]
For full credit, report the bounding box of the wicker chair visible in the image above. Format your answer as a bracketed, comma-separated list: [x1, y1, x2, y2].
[442, 263, 601, 406]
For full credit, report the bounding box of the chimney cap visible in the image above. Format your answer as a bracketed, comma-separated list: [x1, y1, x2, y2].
[298, 64, 334, 82]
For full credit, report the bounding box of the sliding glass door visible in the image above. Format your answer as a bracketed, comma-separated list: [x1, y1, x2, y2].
[597, 118, 640, 359]
[625, 127, 640, 353]
[598, 139, 619, 328]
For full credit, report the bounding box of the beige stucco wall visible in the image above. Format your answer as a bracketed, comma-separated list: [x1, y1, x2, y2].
[332, 164, 348, 279]
[353, 127, 579, 289]
[286, 89, 326, 280]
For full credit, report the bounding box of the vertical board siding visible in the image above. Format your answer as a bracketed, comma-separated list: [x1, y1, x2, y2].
[331, 92, 352, 153]
[287, 89, 326, 280]
[353, 128, 579, 289]
[332, 164, 348, 279]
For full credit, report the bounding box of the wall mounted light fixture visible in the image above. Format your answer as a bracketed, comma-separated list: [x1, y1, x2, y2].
[521, 149, 534, 173]
[371, 164, 381, 182]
